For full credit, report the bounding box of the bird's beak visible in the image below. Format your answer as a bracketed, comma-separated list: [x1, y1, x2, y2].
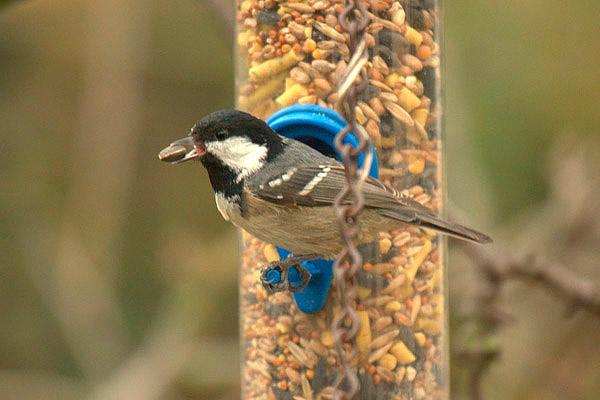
[158, 136, 206, 164]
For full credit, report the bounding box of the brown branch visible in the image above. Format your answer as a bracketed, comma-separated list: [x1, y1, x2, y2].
[453, 239, 600, 400]
[460, 242, 600, 318]
[455, 348, 500, 400]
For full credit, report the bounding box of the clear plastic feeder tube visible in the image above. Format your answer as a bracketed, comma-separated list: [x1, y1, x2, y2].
[236, 1, 447, 398]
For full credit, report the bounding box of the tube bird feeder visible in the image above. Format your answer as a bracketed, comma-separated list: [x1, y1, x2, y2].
[236, 1, 448, 398]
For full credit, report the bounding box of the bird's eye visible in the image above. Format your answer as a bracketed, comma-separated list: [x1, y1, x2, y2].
[216, 130, 227, 140]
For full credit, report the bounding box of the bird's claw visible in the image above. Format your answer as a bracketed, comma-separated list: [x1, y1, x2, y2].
[289, 264, 311, 293]
[260, 261, 311, 293]
[260, 263, 287, 293]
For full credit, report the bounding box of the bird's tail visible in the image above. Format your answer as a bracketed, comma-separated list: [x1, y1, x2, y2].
[380, 202, 492, 244]
[413, 213, 493, 244]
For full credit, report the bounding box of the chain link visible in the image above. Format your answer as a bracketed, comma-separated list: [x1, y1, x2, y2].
[331, 1, 371, 399]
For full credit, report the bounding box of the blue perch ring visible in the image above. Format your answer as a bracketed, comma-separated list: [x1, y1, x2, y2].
[265, 104, 379, 314]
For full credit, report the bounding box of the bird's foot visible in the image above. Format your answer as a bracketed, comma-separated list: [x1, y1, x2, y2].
[260, 254, 317, 293]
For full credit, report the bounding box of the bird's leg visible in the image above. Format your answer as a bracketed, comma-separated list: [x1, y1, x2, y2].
[260, 254, 319, 293]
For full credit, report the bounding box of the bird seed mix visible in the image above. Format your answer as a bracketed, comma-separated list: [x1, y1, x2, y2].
[236, 1, 447, 399]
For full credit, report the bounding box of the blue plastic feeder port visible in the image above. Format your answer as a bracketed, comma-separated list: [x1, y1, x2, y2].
[265, 104, 379, 314]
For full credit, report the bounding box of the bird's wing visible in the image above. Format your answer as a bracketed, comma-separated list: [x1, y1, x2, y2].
[249, 164, 393, 206]
[250, 164, 492, 244]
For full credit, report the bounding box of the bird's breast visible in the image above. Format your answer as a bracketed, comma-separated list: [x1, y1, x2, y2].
[214, 192, 242, 222]
[214, 188, 397, 258]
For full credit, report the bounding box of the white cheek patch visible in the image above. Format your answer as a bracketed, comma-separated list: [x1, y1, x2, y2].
[206, 136, 268, 182]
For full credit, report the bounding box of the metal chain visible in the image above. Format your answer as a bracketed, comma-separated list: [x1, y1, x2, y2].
[331, 1, 371, 399]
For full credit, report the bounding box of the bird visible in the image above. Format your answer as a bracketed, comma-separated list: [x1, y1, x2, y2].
[159, 109, 492, 292]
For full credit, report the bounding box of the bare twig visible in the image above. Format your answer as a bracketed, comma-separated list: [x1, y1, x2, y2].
[455, 348, 499, 400]
[455, 239, 600, 399]
[459, 243, 600, 318]
[453, 224, 600, 399]
[449, 136, 600, 399]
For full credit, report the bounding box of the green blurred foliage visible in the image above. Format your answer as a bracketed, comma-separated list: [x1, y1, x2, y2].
[446, 0, 600, 220]
[1, 1, 599, 399]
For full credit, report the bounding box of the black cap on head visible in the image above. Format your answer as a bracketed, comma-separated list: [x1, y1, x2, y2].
[191, 110, 284, 160]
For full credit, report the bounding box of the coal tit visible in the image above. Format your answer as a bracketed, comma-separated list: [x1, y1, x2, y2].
[159, 110, 491, 291]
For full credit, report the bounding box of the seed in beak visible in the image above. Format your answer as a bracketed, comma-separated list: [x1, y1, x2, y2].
[158, 144, 188, 162]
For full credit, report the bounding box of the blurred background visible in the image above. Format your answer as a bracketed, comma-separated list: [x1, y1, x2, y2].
[1, 0, 599, 399]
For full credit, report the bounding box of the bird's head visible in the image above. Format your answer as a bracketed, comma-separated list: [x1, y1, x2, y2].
[159, 110, 285, 182]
